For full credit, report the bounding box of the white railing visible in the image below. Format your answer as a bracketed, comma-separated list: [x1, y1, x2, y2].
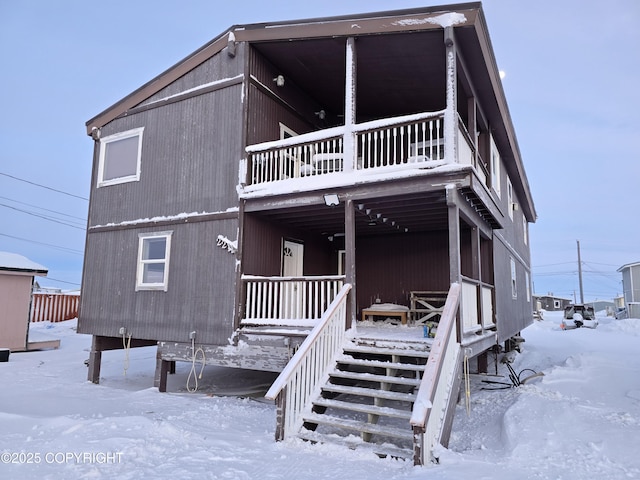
[265, 283, 352, 440]
[356, 113, 444, 170]
[410, 282, 461, 465]
[242, 275, 344, 322]
[246, 111, 448, 186]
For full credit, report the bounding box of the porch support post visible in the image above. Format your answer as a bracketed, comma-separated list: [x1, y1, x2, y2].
[345, 198, 357, 329]
[233, 200, 247, 332]
[343, 37, 357, 172]
[444, 26, 458, 164]
[446, 186, 462, 341]
[471, 226, 483, 332]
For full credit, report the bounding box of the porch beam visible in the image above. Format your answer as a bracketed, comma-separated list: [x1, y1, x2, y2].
[234, 199, 247, 330]
[444, 26, 458, 165]
[446, 186, 462, 342]
[344, 198, 357, 328]
[343, 37, 357, 172]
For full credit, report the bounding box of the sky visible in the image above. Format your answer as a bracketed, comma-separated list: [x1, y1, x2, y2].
[0, 0, 638, 301]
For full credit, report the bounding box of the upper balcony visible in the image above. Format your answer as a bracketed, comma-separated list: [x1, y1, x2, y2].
[243, 110, 490, 194]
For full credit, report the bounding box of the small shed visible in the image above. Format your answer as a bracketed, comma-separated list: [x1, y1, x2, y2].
[0, 252, 55, 352]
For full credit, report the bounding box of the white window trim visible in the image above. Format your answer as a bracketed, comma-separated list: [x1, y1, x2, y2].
[510, 257, 517, 299]
[97, 127, 144, 187]
[136, 231, 172, 291]
[490, 133, 501, 198]
[523, 215, 528, 245]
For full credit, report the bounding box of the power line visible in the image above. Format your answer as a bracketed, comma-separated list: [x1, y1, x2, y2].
[0, 203, 86, 230]
[0, 232, 84, 255]
[0, 172, 88, 201]
[0, 195, 87, 222]
[39, 277, 81, 287]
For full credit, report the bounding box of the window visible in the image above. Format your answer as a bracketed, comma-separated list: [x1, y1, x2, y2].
[507, 177, 513, 219]
[523, 215, 528, 245]
[136, 232, 172, 291]
[510, 257, 517, 299]
[98, 127, 144, 187]
[490, 134, 501, 197]
[525, 271, 531, 302]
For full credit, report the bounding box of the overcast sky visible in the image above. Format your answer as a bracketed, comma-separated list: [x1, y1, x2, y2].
[1, 0, 638, 301]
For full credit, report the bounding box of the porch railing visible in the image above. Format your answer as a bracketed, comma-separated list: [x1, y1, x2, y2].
[410, 282, 461, 465]
[242, 275, 345, 322]
[246, 111, 447, 186]
[265, 283, 352, 440]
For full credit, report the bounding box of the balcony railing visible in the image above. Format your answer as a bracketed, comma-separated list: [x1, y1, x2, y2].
[246, 111, 452, 186]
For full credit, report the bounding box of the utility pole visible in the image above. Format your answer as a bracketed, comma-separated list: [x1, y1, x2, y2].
[577, 240, 584, 304]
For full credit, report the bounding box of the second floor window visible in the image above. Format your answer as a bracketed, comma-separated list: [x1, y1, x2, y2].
[97, 127, 144, 187]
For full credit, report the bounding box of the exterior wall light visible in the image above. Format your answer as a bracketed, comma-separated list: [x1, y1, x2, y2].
[323, 193, 339, 207]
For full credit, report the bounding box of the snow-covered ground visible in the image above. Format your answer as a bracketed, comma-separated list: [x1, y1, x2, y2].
[1, 311, 639, 479]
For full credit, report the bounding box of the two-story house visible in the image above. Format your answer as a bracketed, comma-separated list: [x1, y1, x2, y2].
[79, 3, 536, 464]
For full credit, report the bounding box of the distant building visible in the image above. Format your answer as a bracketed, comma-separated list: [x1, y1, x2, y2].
[0, 252, 55, 352]
[617, 261, 640, 318]
[534, 294, 572, 311]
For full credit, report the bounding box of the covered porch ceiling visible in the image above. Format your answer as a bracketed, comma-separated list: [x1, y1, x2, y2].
[251, 30, 448, 121]
[250, 190, 448, 238]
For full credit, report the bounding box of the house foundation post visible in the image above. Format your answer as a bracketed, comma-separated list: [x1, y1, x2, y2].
[87, 336, 102, 384]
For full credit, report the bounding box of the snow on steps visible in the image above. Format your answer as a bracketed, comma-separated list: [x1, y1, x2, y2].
[296, 337, 430, 459]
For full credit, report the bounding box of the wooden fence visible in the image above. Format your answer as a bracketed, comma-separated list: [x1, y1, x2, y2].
[30, 292, 80, 323]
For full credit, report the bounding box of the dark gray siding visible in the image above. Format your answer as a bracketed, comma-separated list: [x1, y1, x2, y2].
[90, 84, 243, 227]
[78, 218, 238, 345]
[139, 43, 244, 106]
[493, 234, 531, 343]
[81, 47, 246, 344]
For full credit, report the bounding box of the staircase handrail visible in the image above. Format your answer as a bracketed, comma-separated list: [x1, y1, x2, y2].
[410, 282, 461, 464]
[265, 283, 352, 439]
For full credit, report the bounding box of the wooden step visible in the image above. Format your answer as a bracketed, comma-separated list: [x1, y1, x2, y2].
[336, 354, 427, 372]
[322, 383, 416, 402]
[297, 429, 413, 460]
[312, 398, 412, 420]
[343, 343, 430, 358]
[238, 326, 312, 337]
[329, 370, 421, 387]
[302, 412, 413, 441]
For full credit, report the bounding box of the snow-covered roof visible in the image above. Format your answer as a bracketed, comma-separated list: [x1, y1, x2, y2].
[0, 252, 48, 276]
[617, 261, 640, 272]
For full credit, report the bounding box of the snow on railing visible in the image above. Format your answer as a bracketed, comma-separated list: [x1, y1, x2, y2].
[265, 283, 352, 440]
[357, 113, 444, 170]
[410, 282, 461, 465]
[30, 292, 80, 323]
[242, 275, 344, 321]
[245, 110, 448, 186]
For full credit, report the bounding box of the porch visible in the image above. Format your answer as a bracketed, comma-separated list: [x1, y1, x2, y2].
[238, 275, 496, 351]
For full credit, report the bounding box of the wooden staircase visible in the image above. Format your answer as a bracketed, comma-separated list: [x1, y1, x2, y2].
[296, 335, 432, 459]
